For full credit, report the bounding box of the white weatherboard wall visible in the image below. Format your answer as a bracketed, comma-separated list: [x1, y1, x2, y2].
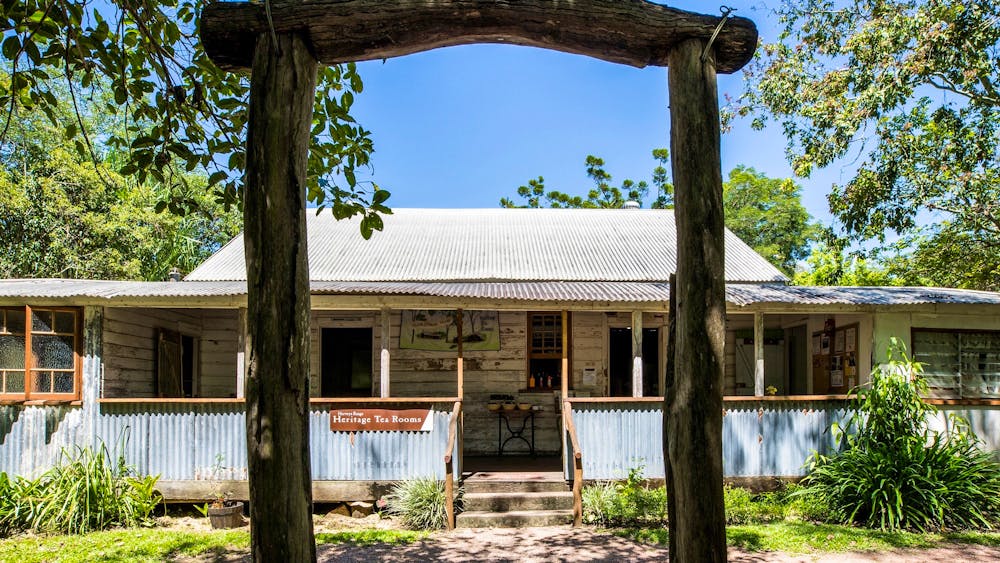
[102, 307, 239, 398]
[873, 311, 1000, 364]
[308, 310, 626, 455]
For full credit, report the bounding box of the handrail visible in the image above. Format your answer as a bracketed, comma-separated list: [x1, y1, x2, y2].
[564, 395, 853, 404]
[443, 400, 462, 530]
[563, 401, 583, 527]
[98, 396, 462, 405]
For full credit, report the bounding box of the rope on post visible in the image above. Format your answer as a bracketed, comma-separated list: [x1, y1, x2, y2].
[701, 6, 736, 63]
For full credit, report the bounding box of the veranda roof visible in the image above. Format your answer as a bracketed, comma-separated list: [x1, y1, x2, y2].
[3, 279, 1000, 310]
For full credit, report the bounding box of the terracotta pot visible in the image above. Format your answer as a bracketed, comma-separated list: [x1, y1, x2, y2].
[207, 501, 245, 529]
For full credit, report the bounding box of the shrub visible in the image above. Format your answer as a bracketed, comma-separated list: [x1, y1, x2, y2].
[385, 477, 459, 530]
[799, 339, 1000, 531]
[582, 466, 666, 526]
[723, 485, 786, 525]
[0, 441, 160, 536]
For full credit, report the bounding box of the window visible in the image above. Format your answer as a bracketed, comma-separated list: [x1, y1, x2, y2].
[0, 307, 81, 401]
[609, 327, 659, 397]
[321, 327, 373, 397]
[156, 329, 198, 398]
[526, 312, 570, 390]
[913, 329, 1000, 399]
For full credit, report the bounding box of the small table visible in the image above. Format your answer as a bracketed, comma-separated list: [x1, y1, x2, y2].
[497, 409, 535, 456]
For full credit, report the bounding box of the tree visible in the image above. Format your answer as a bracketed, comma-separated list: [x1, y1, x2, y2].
[734, 0, 1000, 290]
[502, 151, 821, 275]
[0, 88, 241, 280]
[4, 3, 386, 560]
[500, 149, 672, 209]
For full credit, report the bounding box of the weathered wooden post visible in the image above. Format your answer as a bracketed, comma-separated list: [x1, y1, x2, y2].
[665, 37, 729, 562]
[243, 31, 317, 562]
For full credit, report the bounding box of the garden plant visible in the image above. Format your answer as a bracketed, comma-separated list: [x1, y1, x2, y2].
[799, 339, 1000, 531]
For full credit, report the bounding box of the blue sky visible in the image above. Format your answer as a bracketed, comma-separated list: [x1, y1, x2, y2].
[347, 1, 853, 227]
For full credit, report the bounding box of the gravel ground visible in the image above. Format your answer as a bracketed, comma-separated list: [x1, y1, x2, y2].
[315, 526, 1000, 563]
[163, 515, 1000, 562]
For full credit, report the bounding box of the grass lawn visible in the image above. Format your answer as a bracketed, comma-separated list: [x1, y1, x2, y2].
[616, 522, 1000, 554]
[0, 528, 428, 563]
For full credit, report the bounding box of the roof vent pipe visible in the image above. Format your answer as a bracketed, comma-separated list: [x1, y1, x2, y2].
[623, 200, 640, 209]
[167, 267, 182, 282]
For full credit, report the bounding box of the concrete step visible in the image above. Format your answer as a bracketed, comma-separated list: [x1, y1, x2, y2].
[456, 509, 574, 528]
[463, 491, 573, 512]
[463, 475, 568, 494]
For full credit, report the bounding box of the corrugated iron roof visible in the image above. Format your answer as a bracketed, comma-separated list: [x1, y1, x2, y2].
[3, 279, 1000, 308]
[186, 208, 788, 283]
[726, 284, 1000, 307]
[0, 279, 247, 299]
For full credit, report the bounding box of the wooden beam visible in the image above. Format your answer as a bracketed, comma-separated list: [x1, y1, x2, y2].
[561, 310, 569, 399]
[200, 0, 757, 74]
[456, 309, 464, 400]
[754, 312, 765, 397]
[632, 311, 643, 397]
[379, 308, 390, 398]
[236, 307, 247, 399]
[156, 480, 396, 503]
[665, 38, 727, 562]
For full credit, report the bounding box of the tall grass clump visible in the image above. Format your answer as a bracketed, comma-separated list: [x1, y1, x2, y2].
[800, 338, 1000, 531]
[384, 477, 459, 530]
[0, 440, 160, 537]
[582, 465, 666, 526]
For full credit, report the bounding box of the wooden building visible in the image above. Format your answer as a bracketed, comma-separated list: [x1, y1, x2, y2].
[2, 208, 999, 511]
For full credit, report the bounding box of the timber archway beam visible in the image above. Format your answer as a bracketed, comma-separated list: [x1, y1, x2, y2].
[201, 0, 758, 74]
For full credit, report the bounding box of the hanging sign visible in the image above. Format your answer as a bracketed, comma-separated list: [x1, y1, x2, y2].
[330, 408, 434, 432]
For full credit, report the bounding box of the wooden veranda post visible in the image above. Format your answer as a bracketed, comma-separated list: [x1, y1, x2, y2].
[243, 32, 317, 562]
[665, 38, 728, 562]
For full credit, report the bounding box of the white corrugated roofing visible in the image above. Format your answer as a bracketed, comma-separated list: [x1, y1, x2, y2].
[185, 208, 788, 283]
[4, 279, 1000, 308]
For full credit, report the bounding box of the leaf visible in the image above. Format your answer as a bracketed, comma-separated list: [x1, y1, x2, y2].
[2, 35, 20, 59]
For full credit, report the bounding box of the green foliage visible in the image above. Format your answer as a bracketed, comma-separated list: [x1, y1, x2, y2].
[501, 152, 820, 275]
[0, 82, 242, 280]
[581, 466, 666, 526]
[722, 166, 823, 274]
[792, 242, 907, 286]
[723, 485, 787, 525]
[735, 0, 1000, 290]
[1, 0, 388, 235]
[800, 339, 1000, 531]
[500, 149, 673, 210]
[0, 443, 161, 536]
[384, 478, 458, 530]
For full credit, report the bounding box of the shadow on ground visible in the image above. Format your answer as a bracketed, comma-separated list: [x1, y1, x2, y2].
[318, 527, 670, 562]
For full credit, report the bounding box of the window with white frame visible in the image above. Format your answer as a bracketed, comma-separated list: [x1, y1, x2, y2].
[912, 329, 1000, 399]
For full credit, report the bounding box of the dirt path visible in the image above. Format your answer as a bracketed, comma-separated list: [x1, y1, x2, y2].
[315, 526, 1000, 563]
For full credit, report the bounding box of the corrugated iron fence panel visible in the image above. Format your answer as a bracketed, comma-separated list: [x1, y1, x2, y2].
[933, 405, 1000, 453]
[722, 405, 762, 477]
[0, 405, 89, 477]
[192, 404, 247, 480]
[4, 402, 452, 482]
[573, 405, 664, 480]
[759, 402, 848, 476]
[569, 401, 853, 479]
[309, 407, 450, 480]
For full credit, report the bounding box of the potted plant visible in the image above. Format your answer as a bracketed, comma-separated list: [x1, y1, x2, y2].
[199, 494, 245, 529]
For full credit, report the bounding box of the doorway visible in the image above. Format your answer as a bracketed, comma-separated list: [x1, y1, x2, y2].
[609, 327, 660, 397]
[321, 327, 373, 397]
